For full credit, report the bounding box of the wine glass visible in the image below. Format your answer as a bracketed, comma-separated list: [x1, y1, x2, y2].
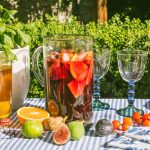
[93, 48, 111, 110]
[117, 50, 148, 117]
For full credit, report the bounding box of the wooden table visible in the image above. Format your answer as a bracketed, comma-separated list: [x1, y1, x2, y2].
[0, 98, 149, 150]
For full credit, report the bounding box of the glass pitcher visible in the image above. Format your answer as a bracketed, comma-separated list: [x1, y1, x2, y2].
[32, 35, 93, 121]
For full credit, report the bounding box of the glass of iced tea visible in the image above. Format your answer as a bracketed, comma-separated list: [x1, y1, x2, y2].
[32, 35, 93, 121]
[0, 60, 12, 119]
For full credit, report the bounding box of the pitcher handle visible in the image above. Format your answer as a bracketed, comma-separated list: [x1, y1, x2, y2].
[32, 46, 44, 86]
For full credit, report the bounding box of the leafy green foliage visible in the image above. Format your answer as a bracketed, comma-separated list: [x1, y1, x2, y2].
[0, 5, 31, 60]
[25, 14, 150, 98]
[1, 6, 149, 98]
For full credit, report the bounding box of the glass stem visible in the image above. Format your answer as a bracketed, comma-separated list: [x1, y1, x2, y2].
[93, 75, 100, 101]
[128, 80, 135, 106]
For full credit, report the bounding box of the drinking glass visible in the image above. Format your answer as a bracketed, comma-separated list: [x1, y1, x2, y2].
[93, 48, 111, 110]
[0, 59, 12, 119]
[117, 50, 148, 117]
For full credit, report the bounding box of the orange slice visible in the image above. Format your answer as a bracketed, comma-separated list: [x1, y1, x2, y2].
[70, 61, 88, 79]
[0, 101, 11, 119]
[77, 69, 88, 81]
[48, 101, 59, 117]
[17, 107, 50, 124]
[71, 52, 87, 61]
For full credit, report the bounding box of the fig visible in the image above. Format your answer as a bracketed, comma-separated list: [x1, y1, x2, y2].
[67, 120, 85, 140]
[95, 119, 113, 136]
[43, 116, 67, 131]
[53, 123, 70, 145]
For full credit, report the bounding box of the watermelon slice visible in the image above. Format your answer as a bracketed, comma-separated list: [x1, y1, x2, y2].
[70, 61, 88, 79]
[67, 80, 86, 98]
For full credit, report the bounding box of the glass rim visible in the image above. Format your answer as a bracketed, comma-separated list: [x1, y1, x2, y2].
[93, 47, 111, 54]
[43, 34, 93, 42]
[117, 49, 148, 56]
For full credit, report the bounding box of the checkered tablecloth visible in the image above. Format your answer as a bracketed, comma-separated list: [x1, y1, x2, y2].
[0, 98, 149, 150]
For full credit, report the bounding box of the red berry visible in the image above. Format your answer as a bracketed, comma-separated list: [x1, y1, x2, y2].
[112, 120, 121, 129]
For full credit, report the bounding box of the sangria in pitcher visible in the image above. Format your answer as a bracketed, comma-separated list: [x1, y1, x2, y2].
[32, 35, 93, 121]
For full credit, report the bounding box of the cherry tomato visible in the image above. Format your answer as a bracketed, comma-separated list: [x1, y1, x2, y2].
[122, 124, 129, 131]
[133, 112, 141, 121]
[123, 117, 133, 126]
[134, 118, 142, 124]
[142, 114, 150, 121]
[142, 119, 150, 126]
[112, 120, 121, 129]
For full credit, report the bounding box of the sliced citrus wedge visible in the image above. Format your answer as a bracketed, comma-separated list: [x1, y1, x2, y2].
[77, 69, 88, 81]
[71, 52, 87, 61]
[0, 101, 11, 119]
[17, 107, 50, 124]
[70, 61, 88, 79]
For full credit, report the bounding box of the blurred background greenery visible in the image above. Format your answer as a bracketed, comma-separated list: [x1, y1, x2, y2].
[0, 0, 150, 98]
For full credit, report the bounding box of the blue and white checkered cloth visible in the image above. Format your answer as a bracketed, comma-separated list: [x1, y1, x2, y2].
[0, 98, 149, 150]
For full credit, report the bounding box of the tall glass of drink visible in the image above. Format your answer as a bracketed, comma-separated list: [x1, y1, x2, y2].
[0, 59, 12, 119]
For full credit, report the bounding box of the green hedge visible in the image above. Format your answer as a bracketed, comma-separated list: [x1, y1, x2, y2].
[24, 14, 150, 98]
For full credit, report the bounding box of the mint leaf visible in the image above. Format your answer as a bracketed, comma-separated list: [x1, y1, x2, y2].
[9, 10, 17, 16]
[17, 29, 31, 45]
[3, 34, 14, 48]
[0, 23, 6, 33]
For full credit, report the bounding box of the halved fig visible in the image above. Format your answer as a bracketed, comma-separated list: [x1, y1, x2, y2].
[53, 123, 71, 145]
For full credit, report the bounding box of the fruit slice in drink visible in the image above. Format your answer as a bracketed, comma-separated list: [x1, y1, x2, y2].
[67, 79, 86, 98]
[49, 60, 68, 80]
[48, 101, 59, 117]
[70, 61, 88, 80]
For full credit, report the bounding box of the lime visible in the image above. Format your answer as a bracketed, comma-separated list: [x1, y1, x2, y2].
[22, 120, 43, 138]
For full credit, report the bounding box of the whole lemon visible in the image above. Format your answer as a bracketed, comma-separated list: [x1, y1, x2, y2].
[22, 120, 43, 138]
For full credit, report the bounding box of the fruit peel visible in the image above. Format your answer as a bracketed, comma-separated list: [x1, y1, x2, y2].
[43, 116, 67, 131]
